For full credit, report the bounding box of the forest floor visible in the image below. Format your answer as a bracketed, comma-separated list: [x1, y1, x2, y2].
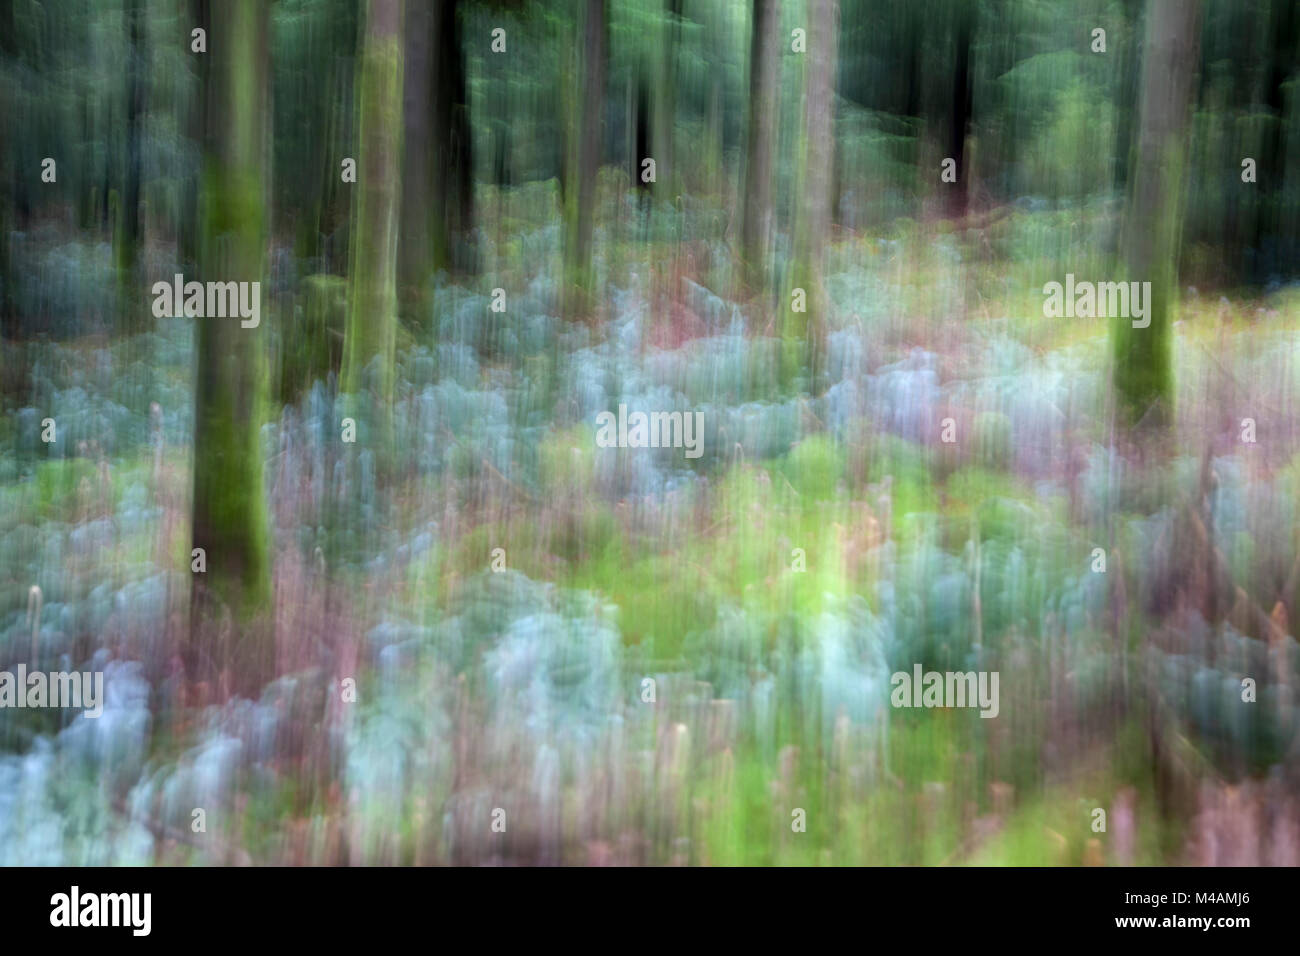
[2, 193, 1300, 863]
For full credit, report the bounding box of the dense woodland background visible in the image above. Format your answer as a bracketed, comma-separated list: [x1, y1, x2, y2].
[0, 0, 1298, 864]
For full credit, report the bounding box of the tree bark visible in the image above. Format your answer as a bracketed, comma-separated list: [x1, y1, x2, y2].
[190, 0, 274, 695]
[434, 0, 473, 268]
[563, 0, 606, 315]
[1113, 0, 1202, 430]
[400, 0, 470, 313]
[342, 0, 404, 407]
[785, 0, 839, 390]
[947, 3, 972, 219]
[650, 0, 681, 199]
[0, 0, 15, 339]
[117, 0, 147, 332]
[398, 0, 432, 314]
[741, 0, 780, 290]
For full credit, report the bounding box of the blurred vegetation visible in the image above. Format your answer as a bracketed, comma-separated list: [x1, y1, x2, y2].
[0, 0, 1297, 865]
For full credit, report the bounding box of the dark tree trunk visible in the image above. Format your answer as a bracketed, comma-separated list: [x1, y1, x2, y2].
[118, 0, 147, 332]
[433, 0, 473, 267]
[0, 0, 15, 338]
[1262, 0, 1298, 279]
[398, 0, 433, 314]
[947, 5, 972, 218]
[400, 0, 471, 312]
[741, 0, 779, 289]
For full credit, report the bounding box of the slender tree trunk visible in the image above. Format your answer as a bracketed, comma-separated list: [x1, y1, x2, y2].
[1113, 0, 1201, 430]
[435, 0, 472, 267]
[741, 0, 779, 290]
[0, 0, 15, 341]
[398, 0, 432, 317]
[633, 72, 649, 192]
[650, 0, 680, 200]
[799, 0, 838, 272]
[289, 0, 359, 267]
[563, 0, 606, 315]
[400, 0, 470, 314]
[1263, 0, 1298, 279]
[117, 0, 147, 332]
[1112, 0, 1143, 197]
[948, 4, 972, 219]
[180, 0, 209, 274]
[190, 0, 273, 695]
[785, 0, 838, 390]
[342, 0, 404, 409]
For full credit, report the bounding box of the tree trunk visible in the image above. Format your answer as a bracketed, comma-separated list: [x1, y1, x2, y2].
[785, 0, 838, 391]
[0, 0, 15, 341]
[190, 0, 274, 695]
[1262, 0, 1298, 280]
[563, 0, 606, 315]
[400, 0, 470, 316]
[650, 0, 681, 200]
[741, 0, 779, 290]
[1113, 0, 1201, 430]
[342, 0, 404, 408]
[180, 0, 210, 275]
[947, 4, 972, 219]
[434, 0, 473, 268]
[398, 0, 432, 316]
[117, 0, 147, 332]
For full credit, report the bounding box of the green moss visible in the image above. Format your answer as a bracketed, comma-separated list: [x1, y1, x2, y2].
[1114, 139, 1186, 428]
[190, 0, 275, 680]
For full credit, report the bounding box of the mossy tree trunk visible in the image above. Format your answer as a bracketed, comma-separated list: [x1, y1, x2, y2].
[190, 0, 274, 695]
[342, 0, 404, 412]
[1113, 0, 1201, 430]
